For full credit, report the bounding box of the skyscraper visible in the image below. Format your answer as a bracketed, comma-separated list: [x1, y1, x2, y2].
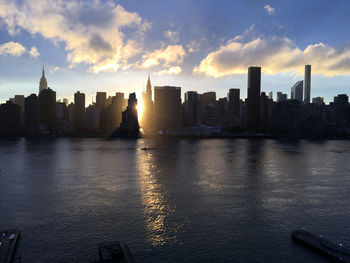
[154, 86, 181, 133]
[39, 65, 48, 94]
[141, 75, 154, 133]
[268, 91, 273, 100]
[96, 92, 107, 108]
[24, 93, 40, 134]
[246, 66, 261, 130]
[74, 91, 85, 130]
[119, 93, 140, 137]
[291, 80, 303, 102]
[228, 88, 240, 120]
[304, 65, 311, 104]
[277, 92, 287, 102]
[39, 87, 56, 132]
[184, 91, 199, 127]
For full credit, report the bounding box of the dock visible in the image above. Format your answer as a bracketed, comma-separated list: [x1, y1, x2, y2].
[90, 241, 136, 263]
[0, 229, 20, 263]
[292, 229, 350, 262]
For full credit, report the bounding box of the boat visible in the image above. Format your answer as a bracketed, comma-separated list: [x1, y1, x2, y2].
[292, 229, 350, 262]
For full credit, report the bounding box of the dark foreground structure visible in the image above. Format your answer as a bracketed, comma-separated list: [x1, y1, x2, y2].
[292, 229, 350, 262]
[0, 229, 20, 263]
[90, 241, 136, 263]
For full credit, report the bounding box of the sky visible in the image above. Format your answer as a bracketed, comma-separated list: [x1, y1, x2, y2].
[0, 0, 350, 104]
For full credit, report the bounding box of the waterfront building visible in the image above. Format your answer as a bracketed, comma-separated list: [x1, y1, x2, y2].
[154, 86, 181, 133]
[184, 91, 200, 127]
[312, 97, 324, 105]
[24, 94, 40, 134]
[291, 80, 303, 101]
[96, 92, 107, 108]
[228, 88, 240, 126]
[246, 66, 261, 130]
[0, 101, 21, 134]
[39, 87, 56, 132]
[74, 91, 85, 131]
[304, 65, 311, 104]
[119, 93, 140, 137]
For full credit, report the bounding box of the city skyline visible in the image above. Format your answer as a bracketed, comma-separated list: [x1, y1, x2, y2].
[1, 0, 350, 104]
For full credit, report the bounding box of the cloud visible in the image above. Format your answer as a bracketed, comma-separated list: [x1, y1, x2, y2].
[157, 66, 182, 75]
[164, 30, 179, 43]
[0, 0, 151, 73]
[264, 5, 275, 15]
[0, 41, 26, 56]
[187, 40, 200, 53]
[193, 28, 350, 77]
[138, 45, 186, 68]
[29, 47, 40, 58]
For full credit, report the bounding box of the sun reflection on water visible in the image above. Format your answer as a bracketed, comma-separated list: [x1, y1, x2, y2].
[137, 149, 178, 246]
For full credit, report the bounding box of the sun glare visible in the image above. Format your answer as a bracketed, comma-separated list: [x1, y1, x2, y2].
[136, 91, 144, 122]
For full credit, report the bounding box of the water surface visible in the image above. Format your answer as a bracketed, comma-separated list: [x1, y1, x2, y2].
[1, 138, 350, 262]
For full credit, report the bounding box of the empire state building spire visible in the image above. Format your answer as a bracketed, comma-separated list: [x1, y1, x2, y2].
[39, 64, 48, 94]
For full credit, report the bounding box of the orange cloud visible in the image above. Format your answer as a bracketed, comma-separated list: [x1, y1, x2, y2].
[194, 29, 350, 77]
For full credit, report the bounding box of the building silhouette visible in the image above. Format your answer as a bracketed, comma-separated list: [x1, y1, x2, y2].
[277, 92, 287, 102]
[312, 97, 324, 105]
[334, 94, 348, 104]
[24, 94, 39, 134]
[304, 65, 311, 104]
[96, 92, 107, 108]
[246, 66, 261, 130]
[141, 75, 154, 133]
[199, 92, 216, 125]
[291, 80, 303, 101]
[154, 86, 181, 133]
[0, 101, 21, 135]
[39, 87, 56, 132]
[39, 65, 48, 94]
[184, 91, 200, 127]
[119, 93, 139, 137]
[74, 91, 85, 131]
[228, 88, 240, 126]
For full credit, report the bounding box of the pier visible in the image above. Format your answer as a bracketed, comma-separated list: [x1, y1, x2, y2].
[292, 229, 350, 262]
[0, 229, 20, 263]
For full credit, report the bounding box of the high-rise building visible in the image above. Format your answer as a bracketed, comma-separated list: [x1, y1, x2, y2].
[199, 92, 216, 124]
[260, 92, 269, 130]
[24, 94, 40, 134]
[312, 97, 324, 105]
[268, 91, 273, 100]
[304, 65, 311, 104]
[85, 105, 101, 131]
[277, 92, 287, 103]
[96, 92, 107, 108]
[141, 75, 154, 133]
[39, 65, 48, 94]
[334, 94, 349, 104]
[184, 91, 199, 127]
[291, 80, 303, 102]
[74, 91, 85, 130]
[0, 101, 21, 134]
[119, 93, 140, 137]
[39, 87, 56, 132]
[13, 95, 25, 121]
[154, 86, 181, 133]
[56, 102, 67, 120]
[228, 88, 240, 122]
[246, 66, 261, 130]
